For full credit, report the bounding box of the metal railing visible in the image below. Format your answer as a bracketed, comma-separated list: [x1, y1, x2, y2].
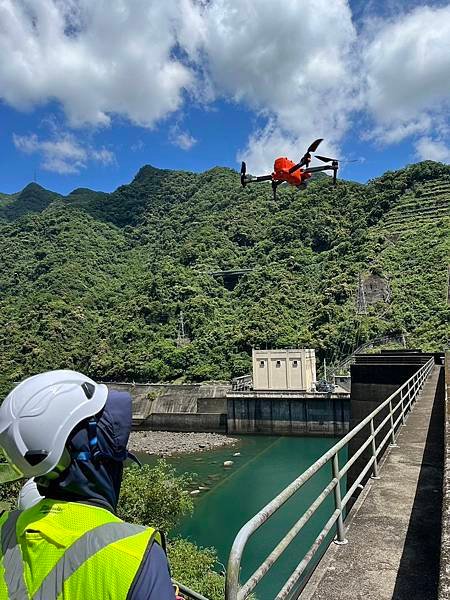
[174, 580, 210, 600]
[226, 357, 435, 600]
[332, 333, 407, 374]
[231, 375, 253, 391]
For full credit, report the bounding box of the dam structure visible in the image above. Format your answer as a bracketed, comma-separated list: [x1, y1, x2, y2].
[111, 348, 350, 438]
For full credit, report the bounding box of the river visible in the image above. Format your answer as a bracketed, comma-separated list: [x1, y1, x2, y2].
[139, 435, 343, 599]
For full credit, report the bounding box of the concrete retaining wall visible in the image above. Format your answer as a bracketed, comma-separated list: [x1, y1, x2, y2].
[137, 412, 227, 433]
[105, 381, 229, 415]
[104, 382, 229, 433]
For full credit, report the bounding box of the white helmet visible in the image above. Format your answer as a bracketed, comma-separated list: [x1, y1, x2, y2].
[0, 370, 108, 483]
[18, 478, 43, 510]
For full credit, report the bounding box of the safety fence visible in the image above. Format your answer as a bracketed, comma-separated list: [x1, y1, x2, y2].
[225, 357, 435, 600]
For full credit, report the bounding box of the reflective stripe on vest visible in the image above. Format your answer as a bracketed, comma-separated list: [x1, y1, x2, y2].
[1, 510, 28, 599]
[1, 512, 149, 600]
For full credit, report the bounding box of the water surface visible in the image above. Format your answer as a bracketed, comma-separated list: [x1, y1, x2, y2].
[140, 435, 344, 599]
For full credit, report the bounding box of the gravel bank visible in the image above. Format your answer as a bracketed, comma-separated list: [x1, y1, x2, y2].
[129, 431, 238, 457]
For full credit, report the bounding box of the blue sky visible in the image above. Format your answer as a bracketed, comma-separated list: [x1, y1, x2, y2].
[1, 0, 449, 196]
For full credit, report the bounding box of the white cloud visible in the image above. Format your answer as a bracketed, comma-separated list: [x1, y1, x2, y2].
[2, 0, 450, 173]
[363, 115, 433, 145]
[415, 137, 450, 163]
[169, 125, 197, 150]
[13, 132, 115, 174]
[0, 0, 201, 127]
[362, 5, 450, 139]
[200, 0, 359, 172]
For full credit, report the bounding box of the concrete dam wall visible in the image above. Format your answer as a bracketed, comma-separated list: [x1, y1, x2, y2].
[105, 383, 350, 436]
[106, 382, 229, 433]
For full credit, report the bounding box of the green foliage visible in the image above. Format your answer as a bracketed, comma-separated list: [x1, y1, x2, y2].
[118, 460, 225, 599]
[169, 538, 225, 600]
[117, 461, 194, 532]
[0, 480, 22, 510]
[0, 160, 448, 397]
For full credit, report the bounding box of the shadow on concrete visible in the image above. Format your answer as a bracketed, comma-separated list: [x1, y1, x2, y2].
[392, 367, 444, 600]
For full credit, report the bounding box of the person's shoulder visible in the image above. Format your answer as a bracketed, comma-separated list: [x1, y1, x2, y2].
[109, 524, 160, 561]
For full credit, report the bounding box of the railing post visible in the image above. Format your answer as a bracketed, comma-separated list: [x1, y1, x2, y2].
[389, 400, 398, 447]
[332, 453, 348, 545]
[370, 419, 380, 479]
[400, 390, 405, 426]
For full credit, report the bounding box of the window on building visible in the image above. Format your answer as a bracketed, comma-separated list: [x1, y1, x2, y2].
[292, 360, 298, 368]
[276, 360, 281, 368]
[260, 361, 265, 368]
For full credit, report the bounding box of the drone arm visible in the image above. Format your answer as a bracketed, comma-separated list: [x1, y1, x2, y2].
[303, 161, 339, 185]
[302, 165, 333, 173]
[241, 174, 273, 187]
[288, 156, 309, 175]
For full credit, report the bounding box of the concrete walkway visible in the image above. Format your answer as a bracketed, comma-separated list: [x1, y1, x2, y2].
[303, 365, 444, 600]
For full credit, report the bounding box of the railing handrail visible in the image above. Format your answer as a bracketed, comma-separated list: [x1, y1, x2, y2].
[226, 356, 435, 599]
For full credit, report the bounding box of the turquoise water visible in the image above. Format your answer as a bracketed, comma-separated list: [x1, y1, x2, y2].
[139, 436, 344, 599]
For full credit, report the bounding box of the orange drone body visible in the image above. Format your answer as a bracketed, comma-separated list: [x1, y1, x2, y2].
[240, 139, 338, 199]
[272, 157, 312, 187]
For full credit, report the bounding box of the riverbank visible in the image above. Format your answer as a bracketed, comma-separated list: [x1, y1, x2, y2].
[128, 430, 238, 456]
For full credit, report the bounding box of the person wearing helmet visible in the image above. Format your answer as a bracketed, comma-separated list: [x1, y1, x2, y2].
[0, 370, 175, 599]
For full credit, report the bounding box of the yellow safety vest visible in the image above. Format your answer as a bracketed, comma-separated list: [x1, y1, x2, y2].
[0, 499, 161, 599]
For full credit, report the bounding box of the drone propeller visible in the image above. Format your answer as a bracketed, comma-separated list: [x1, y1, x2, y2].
[307, 138, 324, 154]
[315, 155, 336, 163]
[240, 161, 247, 187]
[315, 155, 361, 164]
[288, 138, 323, 174]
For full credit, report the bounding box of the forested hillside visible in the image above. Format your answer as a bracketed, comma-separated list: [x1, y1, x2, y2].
[0, 161, 448, 395]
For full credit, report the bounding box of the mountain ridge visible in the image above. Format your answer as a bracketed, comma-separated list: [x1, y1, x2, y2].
[0, 160, 448, 396]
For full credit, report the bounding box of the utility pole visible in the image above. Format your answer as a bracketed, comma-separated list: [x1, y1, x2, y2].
[176, 311, 190, 347]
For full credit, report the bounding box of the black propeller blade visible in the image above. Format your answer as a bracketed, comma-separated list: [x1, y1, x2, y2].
[307, 138, 324, 153]
[241, 161, 247, 187]
[316, 155, 338, 163]
[315, 155, 361, 164]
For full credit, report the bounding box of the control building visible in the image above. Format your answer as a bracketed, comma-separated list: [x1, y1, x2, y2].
[252, 349, 316, 391]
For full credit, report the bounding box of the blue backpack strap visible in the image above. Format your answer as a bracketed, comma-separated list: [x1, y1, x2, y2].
[71, 418, 101, 463]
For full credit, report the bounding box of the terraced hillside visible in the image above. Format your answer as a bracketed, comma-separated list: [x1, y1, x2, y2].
[378, 178, 450, 233]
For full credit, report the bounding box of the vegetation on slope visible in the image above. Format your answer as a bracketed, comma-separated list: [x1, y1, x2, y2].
[0, 161, 448, 395]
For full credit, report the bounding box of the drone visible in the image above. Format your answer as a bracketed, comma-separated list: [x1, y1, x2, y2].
[240, 138, 340, 199]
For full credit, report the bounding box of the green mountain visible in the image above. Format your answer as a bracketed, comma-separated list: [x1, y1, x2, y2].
[0, 161, 448, 395]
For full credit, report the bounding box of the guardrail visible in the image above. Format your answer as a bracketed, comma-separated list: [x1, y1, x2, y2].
[226, 357, 435, 600]
[231, 375, 253, 391]
[174, 580, 210, 600]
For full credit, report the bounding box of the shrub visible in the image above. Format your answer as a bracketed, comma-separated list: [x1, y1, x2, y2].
[169, 538, 225, 600]
[117, 460, 194, 532]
